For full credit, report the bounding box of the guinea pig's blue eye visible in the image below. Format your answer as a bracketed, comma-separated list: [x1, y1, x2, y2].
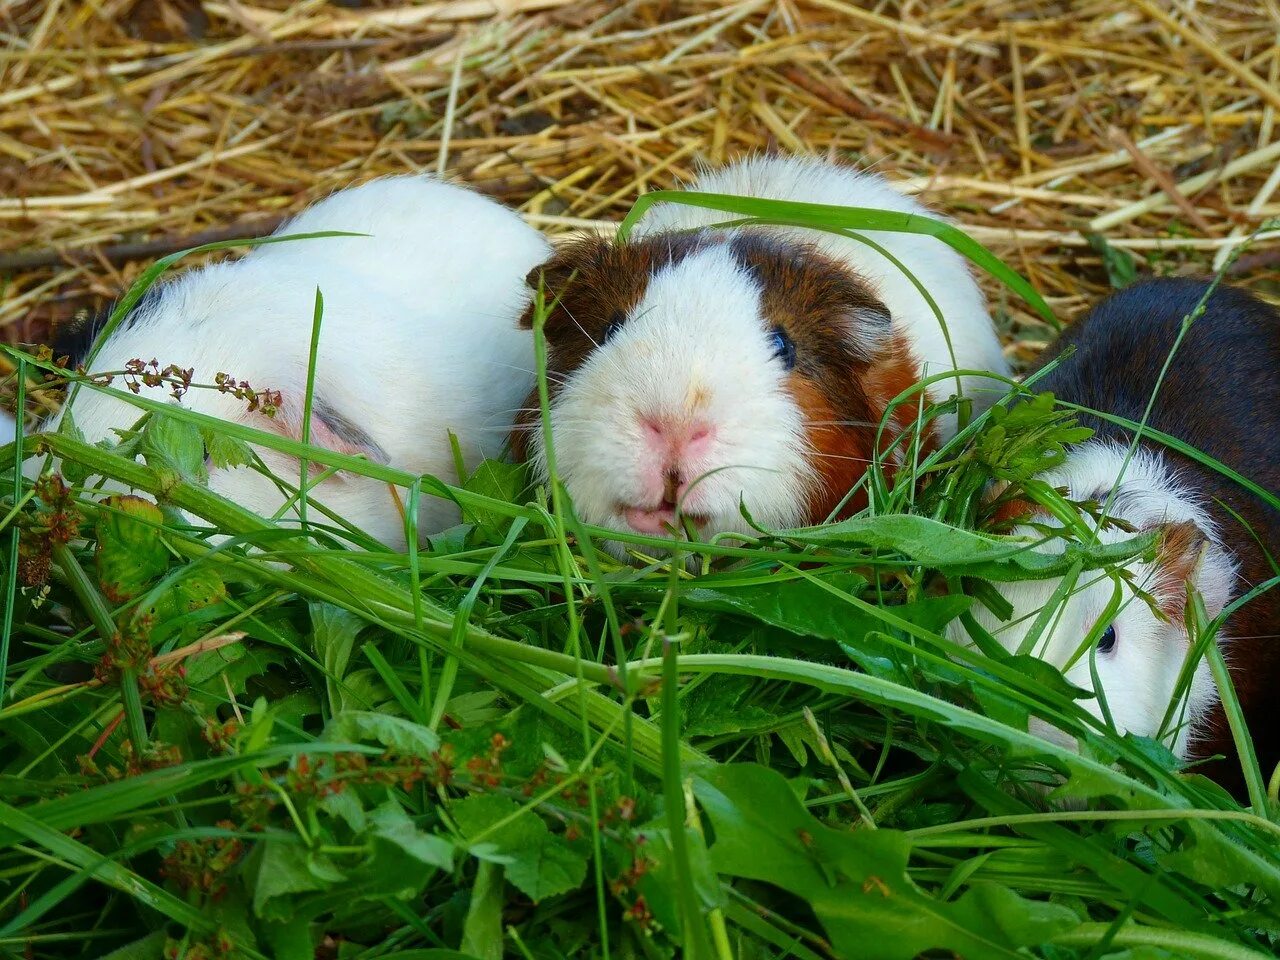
[1097, 624, 1117, 654]
[602, 310, 625, 343]
[769, 326, 796, 370]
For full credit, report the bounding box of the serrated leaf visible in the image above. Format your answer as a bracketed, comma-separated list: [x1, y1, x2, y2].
[452, 794, 587, 902]
[141, 413, 207, 487]
[462, 459, 527, 542]
[323, 711, 440, 758]
[95, 494, 168, 601]
[694, 763, 1079, 959]
[201, 426, 253, 469]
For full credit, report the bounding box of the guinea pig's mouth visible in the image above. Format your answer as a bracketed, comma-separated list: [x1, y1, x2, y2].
[620, 502, 711, 537]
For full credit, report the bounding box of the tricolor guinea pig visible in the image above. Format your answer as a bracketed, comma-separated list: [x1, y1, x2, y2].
[512, 155, 1010, 551]
[39, 175, 549, 550]
[953, 277, 1280, 796]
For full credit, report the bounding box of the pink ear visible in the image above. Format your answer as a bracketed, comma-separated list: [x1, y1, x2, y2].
[251, 401, 389, 471]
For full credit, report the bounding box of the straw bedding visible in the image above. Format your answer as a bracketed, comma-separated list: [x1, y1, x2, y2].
[1, 0, 1278, 423]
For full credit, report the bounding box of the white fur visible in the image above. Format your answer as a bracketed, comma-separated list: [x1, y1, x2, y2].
[537, 244, 814, 545]
[0, 411, 14, 446]
[40, 175, 550, 550]
[635, 155, 1012, 433]
[950, 442, 1238, 758]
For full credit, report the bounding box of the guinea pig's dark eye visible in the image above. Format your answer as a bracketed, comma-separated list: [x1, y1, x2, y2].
[601, 310, 625, 343]
[1097, 624, 1117, 654]
[769, 326, 796, 370]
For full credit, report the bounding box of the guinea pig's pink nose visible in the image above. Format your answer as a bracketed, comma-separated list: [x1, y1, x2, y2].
[639, 414, 716, 459]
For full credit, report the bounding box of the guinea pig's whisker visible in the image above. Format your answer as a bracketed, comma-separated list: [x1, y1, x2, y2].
[806, 420, 884, 429]
[561, 303, 598, 349]
[808, 451, 879, 465]
[479, 360, 567, 383]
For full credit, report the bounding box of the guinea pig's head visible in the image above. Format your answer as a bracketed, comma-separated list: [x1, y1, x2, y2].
[512, 231, 927, 553]
[950, 447, 1237, 758]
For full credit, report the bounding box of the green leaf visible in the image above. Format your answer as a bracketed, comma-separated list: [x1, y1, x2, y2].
[694, 764, 1079, 959]
[368, 802, 453, 871]
[259, 917, 313, 960]
[152, 566, 226, 623]
[311, 602, 363, 717]
[1086, 232, 1139, 289]
[141, 413, 208, 488]
[201, 426, 253, 469]
[452, 794, 587, 902]
[462, 458, 528, 542]
[91, 931, 166, 960]
[460, 861, 504, 960]
[323, 711, 441, 759]
[784, 513, 1152, 581]
[251, 840, 330, 920]
[95, 494, 169, 601]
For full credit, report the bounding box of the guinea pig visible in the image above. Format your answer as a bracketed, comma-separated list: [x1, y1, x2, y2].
[953, 277, 1279, 797]
[37, 174, 550, 550]
[512, 155, 1010, 551]
[0, 410, 14, 446]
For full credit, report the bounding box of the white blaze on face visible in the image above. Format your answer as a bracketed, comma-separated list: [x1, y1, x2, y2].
[950, 443, 1236, 759]
[537, 244, 812, 545]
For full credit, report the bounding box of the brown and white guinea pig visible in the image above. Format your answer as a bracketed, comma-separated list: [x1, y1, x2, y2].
[35, 175, 549, 550]
[952, 277, 1280, 797]
[511, 155, 1010, 550]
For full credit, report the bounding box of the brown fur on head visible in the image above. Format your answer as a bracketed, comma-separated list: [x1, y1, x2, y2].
[510, 229, 933, 521]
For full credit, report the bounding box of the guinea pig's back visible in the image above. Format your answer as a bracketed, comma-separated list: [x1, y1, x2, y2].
[1030, 277, 1280, 502]
[249, 174, 550, 323]
[58, 252, 532, 472]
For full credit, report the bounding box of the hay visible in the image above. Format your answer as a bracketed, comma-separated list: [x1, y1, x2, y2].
[2, 0, 1278, 417]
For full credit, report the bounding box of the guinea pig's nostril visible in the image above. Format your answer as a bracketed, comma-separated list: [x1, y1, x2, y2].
[640, 416, 665, 439]
[689, 422, 712, 444]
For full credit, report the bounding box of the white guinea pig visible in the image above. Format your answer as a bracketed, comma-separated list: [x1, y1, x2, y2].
[40, 175, 550, 550]
[0, 410, 14, 446]
[513, 155, 1010, 550]
[952, 278, 1280, 797]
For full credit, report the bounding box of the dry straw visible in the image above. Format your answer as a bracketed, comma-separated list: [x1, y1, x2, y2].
[1, 0, 1278, 415]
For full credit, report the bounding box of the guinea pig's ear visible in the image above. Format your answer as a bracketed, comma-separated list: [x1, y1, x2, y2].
[1153, 520, 1234, 619]
[519, 238, 608, 329]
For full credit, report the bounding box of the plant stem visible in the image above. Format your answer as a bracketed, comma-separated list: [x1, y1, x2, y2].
[52, 544, 147, 750]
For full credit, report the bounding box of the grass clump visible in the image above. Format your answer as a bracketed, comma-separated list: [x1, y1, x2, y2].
[2, 202, 1279, 960]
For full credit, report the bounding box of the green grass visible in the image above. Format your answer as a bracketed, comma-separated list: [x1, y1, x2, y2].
[1, 197, 1278, 960]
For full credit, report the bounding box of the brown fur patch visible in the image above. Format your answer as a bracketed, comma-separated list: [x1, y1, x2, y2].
[789, 375, 875, 520]
[1153, 520, 1207, 618]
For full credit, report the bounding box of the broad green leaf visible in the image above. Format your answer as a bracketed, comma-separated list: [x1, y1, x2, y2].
[202, 426, 253, 469]
[91, 931, 166, 960]
[460, 861, 504, 960]
[141, 412, 208, 488]
[452, 794, 587, 902]
[95, 494, 168, 601]
[694, 764, 1079, 959]
[323, 710, 440, 759]
[784, 513, 1152, 581]
[368, 802, 453, 871]
[251, 840, 330, 920]
[311, 602, 364, 716]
